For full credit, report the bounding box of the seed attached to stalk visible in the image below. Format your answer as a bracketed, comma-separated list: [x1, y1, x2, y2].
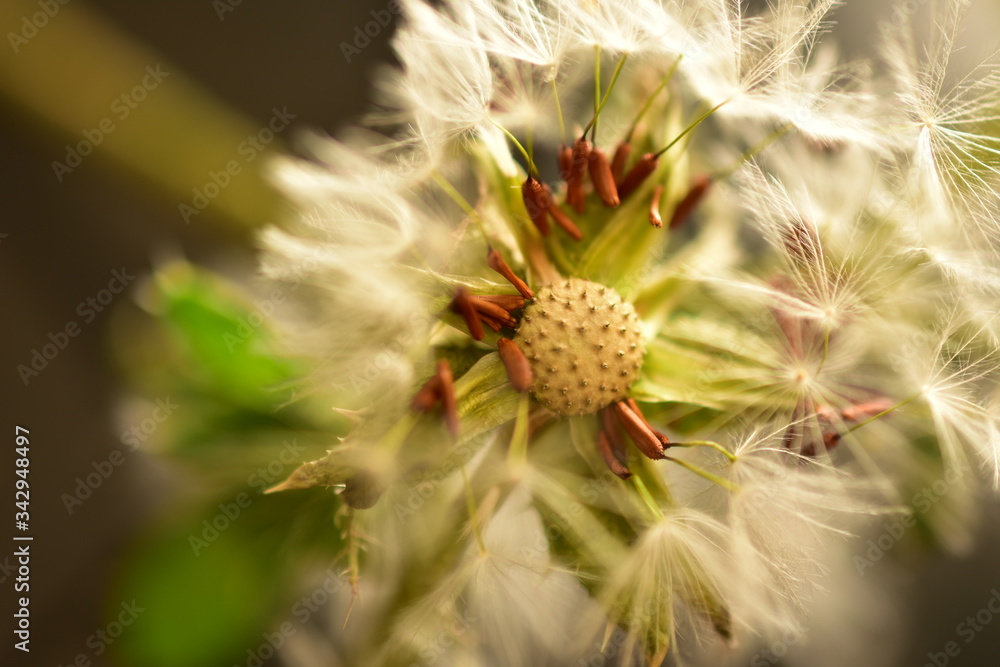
[669, 175, 712, 229]
[544, 184, 583, 241]
[599, 407, 631, 479]
[597, 431, 631, 479]
[486, 248, 534, 300]
[588, 147, 620, 207]
[479, 315, 504, 333]
[558, 144, 572, 180]
[817, 398, 896, 450]
[471, 297, 518, 327]
[522, 177, 551, 236]
[474, 294, 527, 311]
[436, 360, 459, 439]
[412, 374, 442, 412]
[617, 153, 659, 201]
[627, 398, 670, 447]
[611, 141, 632, 187]
[412, 359, 460, 439]
[567, 137, 592, 212]
[497, 337, 533, 393]
[450, 287, 484, 341]
[612, 400, 666, 460]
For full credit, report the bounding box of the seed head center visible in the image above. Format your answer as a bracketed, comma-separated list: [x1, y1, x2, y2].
[513, 278, 644, 416]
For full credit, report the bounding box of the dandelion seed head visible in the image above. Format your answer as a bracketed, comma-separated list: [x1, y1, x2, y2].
[254, 0, 1000, 662]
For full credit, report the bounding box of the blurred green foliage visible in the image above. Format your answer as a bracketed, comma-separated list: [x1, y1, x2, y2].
[108, 262, 349, 667]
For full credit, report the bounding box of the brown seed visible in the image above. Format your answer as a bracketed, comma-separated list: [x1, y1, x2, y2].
[613, 401, 666, 460]
[601, 407, 625, 452]
[521, 177, 550, 235]
[841, 398, 894, 422]
[486, 248, 534, 299]
[617, 152, 659, 201]
[411, 373, 442, 412]
[470, 296, 518, 327]
[601, 407, 631, 472]
[669, 174, 712, 229]
[450, 287, 484, 341]
[544, 184, 583, 241]
[411, 360, 459, 439]
[627, 398, 670, 447]
[822, 431, 842, 450]
[649, 185, 664, 228]
[473, 294, 526, 311]
[436, 359, 459, 439]
[567, 137, 592, 212]
[588, 147, 620, 207]
[558, 144, 572, 181]
[610, 141, 632, 187]
[497, 337, 533, 393]
[479, 314, 504, 333]
[597, 431, 631, 479]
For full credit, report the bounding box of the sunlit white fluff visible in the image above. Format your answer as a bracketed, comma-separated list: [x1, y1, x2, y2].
[262, 139, 447, 411]
[903, 315, 1000, 489]
[883, 2, 1000, 233]
[256, 2, 1000, 665]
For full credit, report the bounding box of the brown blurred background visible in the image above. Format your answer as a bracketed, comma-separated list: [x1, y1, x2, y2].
[1, 2, 998, 666]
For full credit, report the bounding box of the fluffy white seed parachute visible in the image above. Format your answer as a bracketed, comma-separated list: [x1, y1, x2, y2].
[255, 1, 1000, 664]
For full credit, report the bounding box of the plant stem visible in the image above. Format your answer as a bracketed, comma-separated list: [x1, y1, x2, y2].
[630, 474, 665, 522]
[583, 53, 629, 140]
[432, 172, 487, 239]
[625, 56, 682, 142]
[713, 122, 794, 180]
[461, 464, 487, 554]
[670, 440, 737, 462]
[844, 394, 918, 436]
[665, 456, 739, 491]
[492, 120, 538, 176]
[552, 74, 566, 144]
[655, 100, 729, 158]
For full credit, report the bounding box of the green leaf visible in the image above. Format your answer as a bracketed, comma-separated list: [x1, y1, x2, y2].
[111, 515, 278, 667]
[111, 490, 341, 667]
[149, 263, 303, 410]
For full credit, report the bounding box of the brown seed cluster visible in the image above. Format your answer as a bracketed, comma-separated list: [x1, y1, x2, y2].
[513, 278, 644, 416]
